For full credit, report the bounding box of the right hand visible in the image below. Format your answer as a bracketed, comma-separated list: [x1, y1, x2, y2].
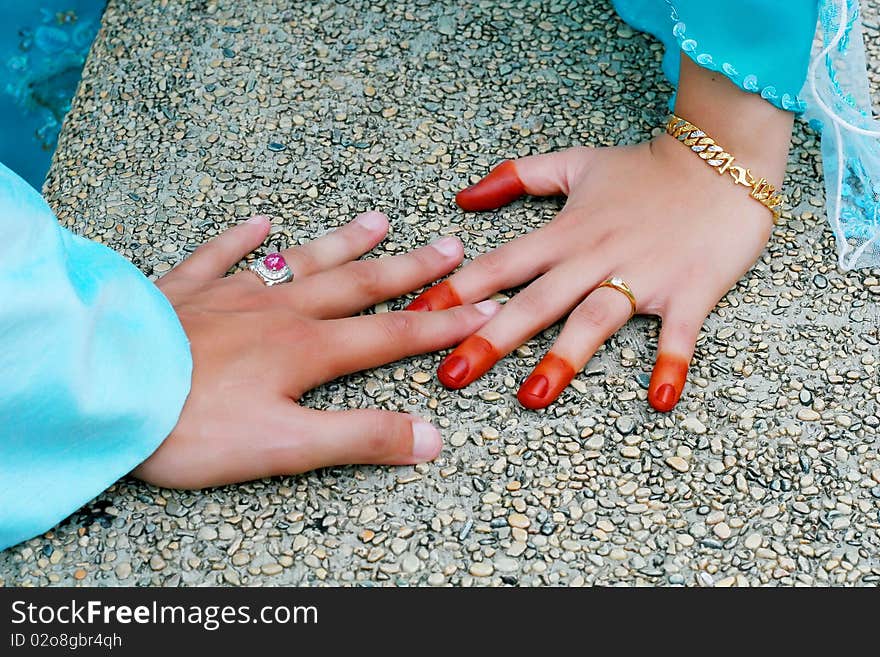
[133, 212, 499, 489]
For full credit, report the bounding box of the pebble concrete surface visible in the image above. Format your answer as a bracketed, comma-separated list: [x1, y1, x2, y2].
[2, 0, 879, 586]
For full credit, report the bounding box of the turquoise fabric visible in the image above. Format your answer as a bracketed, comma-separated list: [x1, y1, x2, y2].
[612, 0, 819, 112]
[0, 163, 192, 550]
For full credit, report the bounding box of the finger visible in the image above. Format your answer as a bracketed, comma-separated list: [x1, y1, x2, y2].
[292, 408, 443, 469]
[142, 403, 444, 487]
[517, 286, 634, 409]
[281, 211, 389, 277]
[437, 262, 603, 389]
[406, 226, 556, 311]
[282, 236, 464, 318]
[455, 147, 591, 211]
[305, 302, 501, 388]
[170, 215, 271, 281]
[647, 308, 705, 413]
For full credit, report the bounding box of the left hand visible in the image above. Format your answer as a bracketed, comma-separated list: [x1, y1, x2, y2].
[406, 135, 778, 412]
[134, 212, 499, 489]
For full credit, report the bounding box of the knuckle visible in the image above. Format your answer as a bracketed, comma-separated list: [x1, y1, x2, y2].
[191, 241, 217, 262]
[379, 312, 417, 343]
[410, 244, 441, 269]
[662, 313, 704, 341]
[571, 300, 612, 332]
[338, 222, 367, 249]
[362, 432, 390, 460]
[473, 248, 508, 279]
[511, 286, 546, 317]
[587, 227, 618, 253]
[348, 261, 386, 298]
[290, 247, 317, 276]
[275, 315, 318, 346]
[362, 415, 409, 460]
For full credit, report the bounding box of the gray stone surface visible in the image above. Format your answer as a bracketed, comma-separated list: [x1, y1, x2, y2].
[1, 0, 879, 586]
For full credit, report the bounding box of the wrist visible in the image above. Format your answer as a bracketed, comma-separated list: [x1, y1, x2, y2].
[673, 53, 794, 187]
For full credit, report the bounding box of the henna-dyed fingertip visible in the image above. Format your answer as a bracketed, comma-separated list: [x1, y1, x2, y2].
[516, 352, 576, 411]
[649, 383, 678, 412]
[455, 160, 526, 211]
[648, 353, 689, 412]
[405, 299, 430, 312]
[437, 335, 499, 389]
[406, 281, 462, 312]
[437, 355, 469, 389]
[517, 375, 551, 409]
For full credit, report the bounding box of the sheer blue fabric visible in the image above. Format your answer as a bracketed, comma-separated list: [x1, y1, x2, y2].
[802, 0, 880, 270]
[0, 163, 192, 550]
[614, 0, 880, 270]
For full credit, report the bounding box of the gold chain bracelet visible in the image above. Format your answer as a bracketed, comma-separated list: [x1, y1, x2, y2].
[665, 114, 783, 222]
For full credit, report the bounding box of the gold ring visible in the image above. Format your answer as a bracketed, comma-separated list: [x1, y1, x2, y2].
[596, 276, 637, 318]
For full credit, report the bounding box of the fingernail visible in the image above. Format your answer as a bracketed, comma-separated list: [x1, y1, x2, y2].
[649, 353, 689, 413]
[517, 352, 576, 410]
[430, 237, 461, 258]
[411, 421, 442, 461]
[653, 383, 677, 412]
[247, 215, 269, 225]
[438, 335, 498, 389]
[406, 298, 431, 312]
[519, 374, 549, 400]
[438, 355, 469, 387]
[355, 211, 388, 231]
[474, 300, 500, 316]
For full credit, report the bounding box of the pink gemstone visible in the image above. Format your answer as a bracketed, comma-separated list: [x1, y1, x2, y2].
[263, 253, 286, 272]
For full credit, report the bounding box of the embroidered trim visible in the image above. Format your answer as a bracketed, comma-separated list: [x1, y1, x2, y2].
[664, 0, 808, 113]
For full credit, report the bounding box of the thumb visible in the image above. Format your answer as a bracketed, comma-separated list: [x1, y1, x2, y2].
[648, 308, 705, 413]
[294, 408, 443, 469]
[455, 147, 592, 211]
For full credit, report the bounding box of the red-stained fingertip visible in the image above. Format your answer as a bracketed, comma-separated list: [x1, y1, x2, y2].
[517, 352, 576, 410]
[405, 280, 462, 312]
[648, 353, 689, 412]
[437, 335, 498, 389]
[455, 160, 526, 212]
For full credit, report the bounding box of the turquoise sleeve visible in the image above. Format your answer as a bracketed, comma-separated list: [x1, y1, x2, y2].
[612, 0, 819, 112]
[0, 162, 192, 550]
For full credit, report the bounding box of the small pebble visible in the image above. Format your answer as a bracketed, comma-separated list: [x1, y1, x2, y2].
[469, 562, 494, 577]
[666, 456, 690, 473]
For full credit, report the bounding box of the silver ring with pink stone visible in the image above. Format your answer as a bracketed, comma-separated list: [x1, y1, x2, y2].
[248, 251, 293, 286]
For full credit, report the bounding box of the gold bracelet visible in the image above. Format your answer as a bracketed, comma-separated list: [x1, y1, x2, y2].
[665, 114, 783, 222]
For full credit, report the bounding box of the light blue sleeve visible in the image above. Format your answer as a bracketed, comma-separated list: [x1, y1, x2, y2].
[612, 0, 819, 112]
[0, 163, 192, 550]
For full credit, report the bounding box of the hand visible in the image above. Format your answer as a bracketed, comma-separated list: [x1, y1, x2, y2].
[134, 212, 499, 488]
[407, 136, 781, 412]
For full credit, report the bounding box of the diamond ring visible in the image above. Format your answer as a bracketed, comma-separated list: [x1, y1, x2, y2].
[596, 276, 637, 317]
[249, 252, 293, 286]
